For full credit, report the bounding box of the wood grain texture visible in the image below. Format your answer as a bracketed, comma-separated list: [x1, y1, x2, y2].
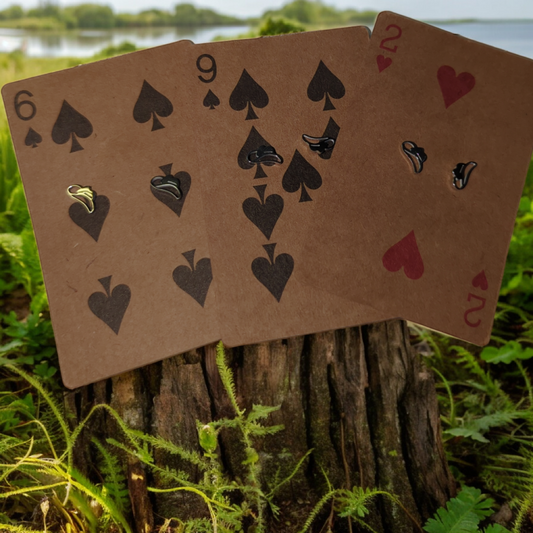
[65, 320, 454, 532]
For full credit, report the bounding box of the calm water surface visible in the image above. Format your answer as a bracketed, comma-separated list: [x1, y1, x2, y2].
[0, 21, 532, 59]
[0, 25, 248, 57]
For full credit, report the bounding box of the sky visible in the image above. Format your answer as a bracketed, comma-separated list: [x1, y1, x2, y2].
[11, 0, 533, 20]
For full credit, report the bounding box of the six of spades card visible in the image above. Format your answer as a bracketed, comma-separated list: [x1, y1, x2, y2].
[2, 13, 533, 387]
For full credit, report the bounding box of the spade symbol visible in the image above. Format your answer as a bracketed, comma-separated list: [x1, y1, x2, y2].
[150, 163, 191, 217]
[69, 195, 110, 242]
[307, 61, 345, 111]
[133, 80, 173, 131]
[25, 127, 42, 148]
[172, 250, 213, 307]
[88, 276, 131, 335]
[302, 117, 340, 160]
[229, 69, 269, 120]
[203, 89, 220, 110]
[238, 126, 280, 179]
[52, 100, 93, 153]
[242, 185, 284, 240]
[282, 150, 322, 202]
[251, 243, 294, 302]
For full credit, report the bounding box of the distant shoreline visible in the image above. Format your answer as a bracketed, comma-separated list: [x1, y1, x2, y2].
[424, 18, 533, 24]
[2, 18, 533, 32]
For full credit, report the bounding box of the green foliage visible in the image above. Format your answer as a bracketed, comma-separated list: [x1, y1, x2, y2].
[66, 3, 115, 29]
[263, 0, 377, 26]
[0, 226, 44, 299]
[0, 120, 57, 378]
[258, 17, 305, 36]
[0, 128, 28, 235]
[0, 1, 244, 30]
[92, 41, 138, 60]
[0, 365, 132, 532]
[480, 341, 533, 365]
[423, 487, 509, 533]
[0, 343, 309, 531]
[0, 4, 24, 20]
[92, 438, 131, 516]
[500, 159, 533, 314]
[173, 3, 242, 26]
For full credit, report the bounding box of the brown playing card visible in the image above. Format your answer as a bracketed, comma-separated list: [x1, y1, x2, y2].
[2, 28, 389, 388]
[298, 12, 533, 345]
[191, 27, 387, 348]
[2, 40, 222, 388]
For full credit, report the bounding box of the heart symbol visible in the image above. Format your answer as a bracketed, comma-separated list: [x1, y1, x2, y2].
[472, 270, 488, 291]
[172, 250, 213, 307]
[252, 243, 294, 302]
[437, 65, 475, 108]
[382, 230, 424, 280]
[69, 195, 110, 242]
[88, 276, 131, 334]
[376, 54, 392, 73]
[242, 185, 284, 240]
[151, 170, 191, 217]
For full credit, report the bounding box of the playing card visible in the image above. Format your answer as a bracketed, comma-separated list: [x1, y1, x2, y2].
[2, 40, 220, 388]
[190, 27, 389, 348]
[298, 12, 533, 345]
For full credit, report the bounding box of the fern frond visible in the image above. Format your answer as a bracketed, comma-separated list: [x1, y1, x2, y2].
[246, 404, 281, 422]
[267, 449, 313, 498]
[215, 342, 243, 417]
[92, 438, 130, 515]
[451, 346, 503, 398]
[246, 422, 284, 437]
[423, 486, 495, 533]
[297, 489, 338, 533]
[6, 365, 69, 462]
[68, 467, 132, 533]
[134, 431, 206, 469]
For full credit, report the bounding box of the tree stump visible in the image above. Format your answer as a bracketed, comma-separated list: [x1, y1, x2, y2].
[67, 319, 455, 532]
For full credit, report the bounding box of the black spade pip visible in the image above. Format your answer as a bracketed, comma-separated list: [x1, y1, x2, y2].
[307, 61, 345, 111]
[238, 126, 280, 179]
[203, 89, 220, 110]
[251, 243, 294, 302]
[69, 195, 110, 242]
[303, 117, 340, 160]
[150, 163, 191, 217]
[25, 127, 42, 148]
[242, 185, 284, 240]
[172, 250, 213, 307]
[229, 69, 269, 120]
[88, 276, 131, 335]
[52, 100, 93, 153]
[282, 150, 322, 202]
[133, 80, 173, 131]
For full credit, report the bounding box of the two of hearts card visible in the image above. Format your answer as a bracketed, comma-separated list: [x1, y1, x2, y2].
[2, 12, 533, 388]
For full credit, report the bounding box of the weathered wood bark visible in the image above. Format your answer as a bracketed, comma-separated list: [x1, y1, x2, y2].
[66, 319, 455, 532]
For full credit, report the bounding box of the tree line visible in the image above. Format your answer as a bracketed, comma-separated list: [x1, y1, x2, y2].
[0, 2, 243, 29]
[0, 0, 378, 30]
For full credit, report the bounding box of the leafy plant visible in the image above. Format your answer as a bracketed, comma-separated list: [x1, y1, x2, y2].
[423, 486, 510, 533]
[0, 365, 131, 532]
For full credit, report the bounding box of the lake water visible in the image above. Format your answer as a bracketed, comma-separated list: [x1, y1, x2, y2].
[0, 21, 532, 60]
[0, 25, 248, 57]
